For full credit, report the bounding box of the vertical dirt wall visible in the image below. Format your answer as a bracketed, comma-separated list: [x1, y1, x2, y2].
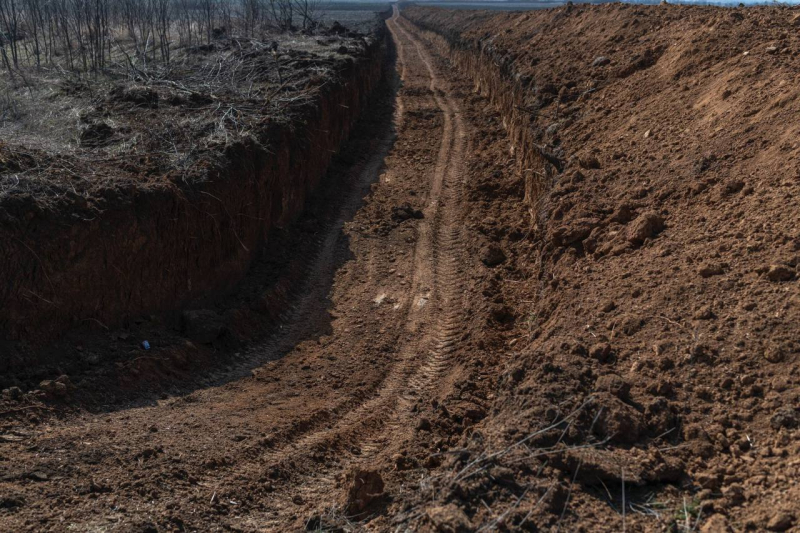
[0, 31, 388, 348]
[401, 9, 556, 226]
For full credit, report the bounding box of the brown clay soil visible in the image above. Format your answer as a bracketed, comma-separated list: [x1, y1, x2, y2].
[1, 4, 800, 532]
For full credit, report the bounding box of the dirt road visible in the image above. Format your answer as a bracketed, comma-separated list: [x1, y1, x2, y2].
[0, 9, 479, 531]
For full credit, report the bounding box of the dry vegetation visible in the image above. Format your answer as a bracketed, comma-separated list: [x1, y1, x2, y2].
[0, 0, 380, 201]
[0, 0, 323, 74]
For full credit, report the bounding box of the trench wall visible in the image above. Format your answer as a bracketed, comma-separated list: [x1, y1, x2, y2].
[401, 8, 554, 223]
[0, 30, 388, 351]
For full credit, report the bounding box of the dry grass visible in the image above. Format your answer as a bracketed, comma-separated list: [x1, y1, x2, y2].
[0, 30, 362, 203]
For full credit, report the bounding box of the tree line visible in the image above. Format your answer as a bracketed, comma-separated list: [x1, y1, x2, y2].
[0, 0, 320, 74]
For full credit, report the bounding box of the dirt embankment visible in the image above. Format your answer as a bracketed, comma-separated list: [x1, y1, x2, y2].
[401, 5, 800, 531]
[0, 27, 388, 358]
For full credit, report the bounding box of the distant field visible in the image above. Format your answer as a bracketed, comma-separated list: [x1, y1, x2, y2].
[315, 6, 391, 31]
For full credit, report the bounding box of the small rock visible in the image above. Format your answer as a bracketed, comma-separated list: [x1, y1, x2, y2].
[770, 407, 799, 430]
[342, 468, 384, 515]
[701, 514, 732, 533]
[600, 300, 616, 313]
[610, 202, 635, 224]
[550, 220, 597, 247]
[579, 154, 601, 169]
[766, 45, 778, 54]
[416, 417, 432, 431]
[766, 512, 793, 532]
[764, 345, 785, 364]
[695, 471, 722, 491]
[722, 483, 745, 507]
[766, 264, 794, 282]
[694, 305, 715, 320]
[39, 375, 74, 399]
[392, 203, 424, 222]
[481, 244, 506, 267]
[26, 471, 49, 482]
[722, 179, 745, 195]
[627, 212, 665, 246]
[592, 56, 611, 67]
[698, 263, 726, 278]
[643, 129, 652, 139]
[589, 343, 613, 362]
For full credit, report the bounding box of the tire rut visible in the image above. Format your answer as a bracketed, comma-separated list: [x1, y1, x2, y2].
[238, 10, 471, 525]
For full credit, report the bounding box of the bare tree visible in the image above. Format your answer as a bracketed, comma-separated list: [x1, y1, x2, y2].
[0, 0, 324, 75]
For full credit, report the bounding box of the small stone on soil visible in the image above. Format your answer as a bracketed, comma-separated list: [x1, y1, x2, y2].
[627, 212, 665, 246]
[589, 342, 612, 362]
[700, 514, 732, 533]
[342, 468, 384, 515]
[698, 262, 726, 278]
[770, 407, 799, 430]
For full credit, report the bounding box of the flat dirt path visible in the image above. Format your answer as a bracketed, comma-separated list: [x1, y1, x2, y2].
[0, 9, 479, 531]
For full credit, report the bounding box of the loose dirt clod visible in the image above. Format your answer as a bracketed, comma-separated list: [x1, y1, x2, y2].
[342, 468, 385, 516]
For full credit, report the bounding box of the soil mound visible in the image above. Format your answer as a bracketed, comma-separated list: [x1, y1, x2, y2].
[399, 4, 800, 531]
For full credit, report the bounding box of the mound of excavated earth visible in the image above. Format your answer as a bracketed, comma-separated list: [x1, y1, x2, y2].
[397, 4, 800, 531]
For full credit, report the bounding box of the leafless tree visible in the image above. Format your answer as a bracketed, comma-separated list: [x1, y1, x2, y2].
[0, 0, 325, 76]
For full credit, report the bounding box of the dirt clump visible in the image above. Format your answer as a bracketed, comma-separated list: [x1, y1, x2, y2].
[342, 468, 385, 516]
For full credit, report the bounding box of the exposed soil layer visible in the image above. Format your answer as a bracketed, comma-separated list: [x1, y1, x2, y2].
[1, 4, 799, 532]
[0, 23, 387, 350]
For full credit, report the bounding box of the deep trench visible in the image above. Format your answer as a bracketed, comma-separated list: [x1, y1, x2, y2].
[0, 11, 550, 395]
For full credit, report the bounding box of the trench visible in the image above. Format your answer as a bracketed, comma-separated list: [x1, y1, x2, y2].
[0, 7, 545, 530]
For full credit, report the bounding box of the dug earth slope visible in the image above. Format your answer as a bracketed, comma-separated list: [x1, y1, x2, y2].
[398, 4, 800, 531]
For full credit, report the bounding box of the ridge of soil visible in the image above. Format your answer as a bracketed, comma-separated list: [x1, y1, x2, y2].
[397, 4, 800, 531]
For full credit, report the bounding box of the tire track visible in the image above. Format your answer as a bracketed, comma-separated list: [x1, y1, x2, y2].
[238, 9, 471, 524]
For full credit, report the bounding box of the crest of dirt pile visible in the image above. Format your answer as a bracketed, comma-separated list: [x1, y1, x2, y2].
[394, 4, 800, 531]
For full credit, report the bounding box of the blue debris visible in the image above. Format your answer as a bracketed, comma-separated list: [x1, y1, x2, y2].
[141, 340, 151, 350]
